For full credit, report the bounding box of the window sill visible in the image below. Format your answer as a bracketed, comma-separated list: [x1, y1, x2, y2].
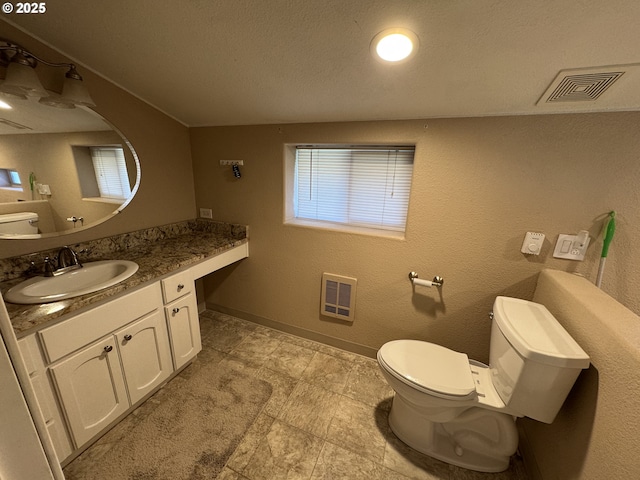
[284, 218, 406, 240]
[82, 197, 124, 205]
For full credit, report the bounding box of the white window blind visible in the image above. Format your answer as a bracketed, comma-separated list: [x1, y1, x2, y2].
[89, 147, 131, 200]
[294, 146, 414, 232]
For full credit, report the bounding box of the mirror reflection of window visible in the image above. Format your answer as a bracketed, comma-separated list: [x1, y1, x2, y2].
[0, 168, 23, 190]
[89, 147, 131, 201]
[74, 145, 132, 204]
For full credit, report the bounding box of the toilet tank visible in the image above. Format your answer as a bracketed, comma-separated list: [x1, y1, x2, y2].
[489, 296, 590, 423]
[0, 212, 39, 235]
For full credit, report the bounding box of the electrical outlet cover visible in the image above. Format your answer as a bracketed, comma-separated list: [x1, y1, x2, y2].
[553, 234, 590, 261]
[199, 208, 213, 219]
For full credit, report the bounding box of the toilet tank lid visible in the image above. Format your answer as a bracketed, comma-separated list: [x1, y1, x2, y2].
[0, 212, 38, 223]
[493, 296, 590, 369]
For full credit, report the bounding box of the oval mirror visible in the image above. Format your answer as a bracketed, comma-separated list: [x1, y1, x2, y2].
[0, 99, 139, 238]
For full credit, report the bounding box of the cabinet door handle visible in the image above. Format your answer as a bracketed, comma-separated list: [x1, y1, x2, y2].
[124, 334, 132, 341]
[177, 283, 185, 291]
[104, 345, 113, 353]
[172, 307, 180, 314]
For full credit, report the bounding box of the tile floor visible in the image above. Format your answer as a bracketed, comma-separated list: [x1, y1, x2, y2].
[199, 310, 529, 480]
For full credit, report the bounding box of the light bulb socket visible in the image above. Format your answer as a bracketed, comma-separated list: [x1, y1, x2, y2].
[65, 65, 83, 81]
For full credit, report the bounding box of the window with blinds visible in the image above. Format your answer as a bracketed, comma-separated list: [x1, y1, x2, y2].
[0, 168, 22, 189]
[294, 146, 414, 232]
[89, 147, 131, 200]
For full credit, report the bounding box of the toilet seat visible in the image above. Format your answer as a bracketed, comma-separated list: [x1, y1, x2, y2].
[378, 340, 476, 400]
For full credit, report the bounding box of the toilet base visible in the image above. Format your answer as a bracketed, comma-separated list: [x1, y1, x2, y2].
[388, 394, 517, 473]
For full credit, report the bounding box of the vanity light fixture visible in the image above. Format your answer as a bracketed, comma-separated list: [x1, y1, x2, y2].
[0, 39, 95, 108]
[370, 28, 419, 64]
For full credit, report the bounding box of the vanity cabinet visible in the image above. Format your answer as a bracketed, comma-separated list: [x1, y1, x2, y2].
[14, 242, 249, 463]
[22, 282, 174, 451]
[161, 271, 201, 370]
[50, 308, 172, 447]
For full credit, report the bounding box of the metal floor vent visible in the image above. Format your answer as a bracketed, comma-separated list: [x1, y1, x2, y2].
[538, 65, 637, 105]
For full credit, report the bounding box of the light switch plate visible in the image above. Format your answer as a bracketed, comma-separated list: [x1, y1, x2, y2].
[553, 233, 590, 261]
[521, 232, 545, 255]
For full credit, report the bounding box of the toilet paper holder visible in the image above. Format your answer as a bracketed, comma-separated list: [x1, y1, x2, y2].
[408, 271, 444, 288]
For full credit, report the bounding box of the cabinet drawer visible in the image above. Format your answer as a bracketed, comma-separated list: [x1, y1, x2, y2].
[39, 283, 163, 363]
[161, 270, 193, 304]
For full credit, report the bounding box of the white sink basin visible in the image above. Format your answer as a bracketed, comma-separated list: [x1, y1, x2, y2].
[4, 260, 139, 304]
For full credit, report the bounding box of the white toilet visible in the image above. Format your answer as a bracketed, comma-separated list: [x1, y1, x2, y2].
[0, 211, 38, 236]
[377, 296, 590, 472]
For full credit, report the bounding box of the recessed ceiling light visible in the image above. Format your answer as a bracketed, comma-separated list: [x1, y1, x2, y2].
[0, 99, 12, 109]
[371, 28, 419, 63]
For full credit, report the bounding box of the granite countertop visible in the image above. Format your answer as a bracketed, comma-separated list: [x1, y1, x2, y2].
[0, 220, 247, 336]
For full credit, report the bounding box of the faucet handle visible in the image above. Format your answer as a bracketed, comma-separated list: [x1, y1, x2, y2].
[43, 256, 55, 277]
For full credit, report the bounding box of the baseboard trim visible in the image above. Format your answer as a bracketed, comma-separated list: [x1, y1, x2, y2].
[206, 303, 378, 359]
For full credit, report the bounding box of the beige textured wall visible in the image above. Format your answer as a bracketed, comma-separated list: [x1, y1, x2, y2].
[0, 21, 196, 258]
[192, 113, 640, 361]
[524, 269, 640, 479]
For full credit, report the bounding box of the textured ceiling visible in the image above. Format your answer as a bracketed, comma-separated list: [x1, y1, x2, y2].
[4, 0, 640, 127]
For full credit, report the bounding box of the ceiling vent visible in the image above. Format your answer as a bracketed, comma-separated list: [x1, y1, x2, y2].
[538, 65, 638, 105]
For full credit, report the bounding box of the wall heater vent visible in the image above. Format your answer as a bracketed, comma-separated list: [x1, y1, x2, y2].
[321, 273, 357, 322]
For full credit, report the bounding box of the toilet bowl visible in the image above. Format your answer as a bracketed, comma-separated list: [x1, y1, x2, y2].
[377, 296, 590, 472]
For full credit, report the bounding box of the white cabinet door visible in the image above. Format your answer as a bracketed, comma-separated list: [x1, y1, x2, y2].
[165, 291, 201, 370]
[116, 310, 173, 405]
[50, 336, 128, 447]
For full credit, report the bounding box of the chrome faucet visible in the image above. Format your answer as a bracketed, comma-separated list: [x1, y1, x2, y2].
[57, 246, 82, 271]
[43, 256, 55, 277]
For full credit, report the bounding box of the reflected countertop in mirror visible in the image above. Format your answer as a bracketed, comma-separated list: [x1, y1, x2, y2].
[0, 98, 140, 238]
